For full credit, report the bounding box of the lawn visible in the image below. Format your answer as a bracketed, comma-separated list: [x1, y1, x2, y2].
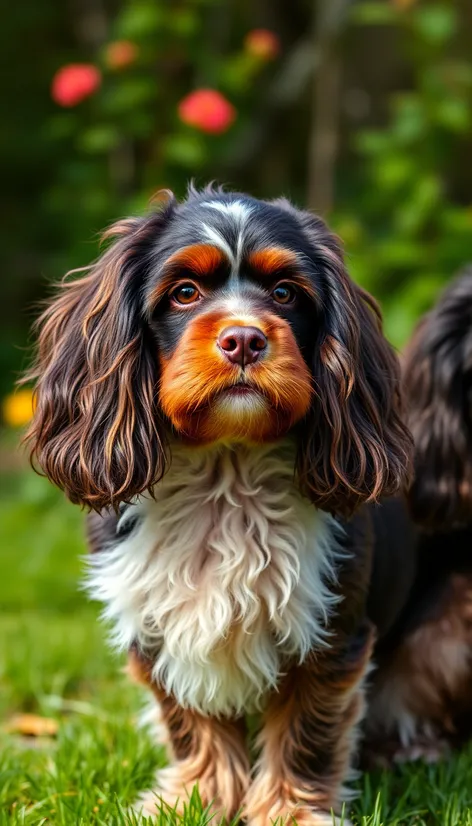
[1, 448, 472, 825]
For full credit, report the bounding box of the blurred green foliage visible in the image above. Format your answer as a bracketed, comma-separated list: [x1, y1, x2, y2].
[1, 0, 472, 397]
[342, 1, 472, 344]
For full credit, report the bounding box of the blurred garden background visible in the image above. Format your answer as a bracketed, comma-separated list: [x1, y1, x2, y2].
[2, 0, 472, 823]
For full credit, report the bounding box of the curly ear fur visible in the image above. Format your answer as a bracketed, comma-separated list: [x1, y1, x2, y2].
[24, 198, 176, 510]
[404, 271, 472, 529]
[276, 204, 412, 516]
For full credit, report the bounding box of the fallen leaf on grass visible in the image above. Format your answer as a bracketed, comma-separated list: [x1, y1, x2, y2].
[5, 713, 59, 737]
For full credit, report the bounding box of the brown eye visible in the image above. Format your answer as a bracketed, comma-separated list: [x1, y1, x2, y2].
[272, 283, 296, 305]
[171, 283, 201, 305]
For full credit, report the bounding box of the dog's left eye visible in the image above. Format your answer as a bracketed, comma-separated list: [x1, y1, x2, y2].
[272, 283, 297, 305]
[171, 283, 201, 305]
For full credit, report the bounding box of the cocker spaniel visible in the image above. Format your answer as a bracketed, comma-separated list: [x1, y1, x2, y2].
[25, 186, 416, 824]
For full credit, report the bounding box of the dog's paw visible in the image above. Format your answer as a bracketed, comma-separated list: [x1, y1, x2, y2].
[132, 777, 224, 821]
[286, 809, 350, 826]
[133, 789, 177, 819]
[392, 740, 450, 765]
[363, 736, 450, 770]
[247, 805, 350, 826]
[132, 773, 196, 820]
[133, 787, 204, 819]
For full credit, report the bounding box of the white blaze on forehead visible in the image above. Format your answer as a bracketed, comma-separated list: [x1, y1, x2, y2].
[201, 223, 234, 264]
[201, 200, 253, 272]
[202, 200, 252, 223]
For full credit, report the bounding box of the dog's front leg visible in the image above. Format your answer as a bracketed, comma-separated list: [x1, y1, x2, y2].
[128, 648, 250, 820]
[244, 622, 375, 826]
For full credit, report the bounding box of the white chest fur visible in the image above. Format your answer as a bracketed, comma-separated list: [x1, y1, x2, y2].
[87, 442, 341, 716]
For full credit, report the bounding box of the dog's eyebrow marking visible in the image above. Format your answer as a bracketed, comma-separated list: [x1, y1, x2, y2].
[247, 247, 318, 300]
[248, 248, 299, 275]
[147, 245, 228, 312]
[165, 244, 226, 276]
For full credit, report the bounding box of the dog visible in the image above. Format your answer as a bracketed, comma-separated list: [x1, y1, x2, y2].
[24, 186, 414, 824]
[364, 271, 472, 764]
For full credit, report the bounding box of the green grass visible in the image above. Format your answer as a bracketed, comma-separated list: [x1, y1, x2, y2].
[1, 451, 472, 825]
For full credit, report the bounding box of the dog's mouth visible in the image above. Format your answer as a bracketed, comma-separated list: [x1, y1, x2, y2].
[222, 383, 260, 397]
[216, 379, 265, 401]
[160, 363, 311, 444]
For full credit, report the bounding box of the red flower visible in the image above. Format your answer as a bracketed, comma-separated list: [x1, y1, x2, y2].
[105, 41, 138, 70]
[51, 64, 101, 107]
[178, 89, 236, 135]
[244, 29, 280, 61]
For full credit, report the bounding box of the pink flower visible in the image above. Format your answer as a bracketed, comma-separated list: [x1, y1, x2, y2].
[178, 89, 236, 135]
[244, 29, 280, 61]
[105, 41, 138, 70]
[51, 64, 101, 107]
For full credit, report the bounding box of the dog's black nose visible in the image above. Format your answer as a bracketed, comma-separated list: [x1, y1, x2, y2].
[218, 326, 267, 367]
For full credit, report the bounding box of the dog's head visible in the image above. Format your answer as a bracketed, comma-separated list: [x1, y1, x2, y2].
[404, 270, 472, 529]
[25, 187, 410, 513]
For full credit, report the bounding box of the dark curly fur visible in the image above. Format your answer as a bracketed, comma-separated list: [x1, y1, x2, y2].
[365, 271, 472, 766]
[404, 270, 472, 530]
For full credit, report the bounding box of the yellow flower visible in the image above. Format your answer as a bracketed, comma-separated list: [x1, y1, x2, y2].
[3, 388, 35, 427]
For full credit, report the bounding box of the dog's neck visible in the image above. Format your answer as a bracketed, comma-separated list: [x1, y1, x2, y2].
[87, 440, 342, 716]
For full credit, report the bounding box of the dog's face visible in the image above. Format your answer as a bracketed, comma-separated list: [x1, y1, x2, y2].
[147, 198, 316, 444]
[25, 187, 411, 512]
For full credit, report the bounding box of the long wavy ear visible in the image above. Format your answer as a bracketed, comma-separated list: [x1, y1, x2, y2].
[404, 271, 472, 529]
[274, 203, 411, 516]
[24, 197, 176, 511]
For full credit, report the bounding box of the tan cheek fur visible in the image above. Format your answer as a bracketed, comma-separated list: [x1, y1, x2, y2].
[158, 310, 312, 444]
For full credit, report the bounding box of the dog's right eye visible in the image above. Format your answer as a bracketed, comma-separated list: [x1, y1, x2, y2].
[171, 283, 201, 306]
